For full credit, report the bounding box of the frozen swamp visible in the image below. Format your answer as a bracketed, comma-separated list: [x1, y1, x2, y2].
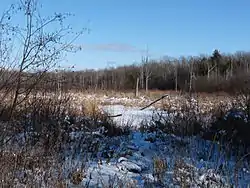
[6, 103, 250, 187]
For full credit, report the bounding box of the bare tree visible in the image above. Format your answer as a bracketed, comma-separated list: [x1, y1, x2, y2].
[143, 46, 152, 93]
[175, 60, 178, 92]
[207, 61, 216, 80]
[135, 76, 139, 97]
[0, 0, 84, 119]
[140, 57, 144, 89]
[189, 57, 196, 93]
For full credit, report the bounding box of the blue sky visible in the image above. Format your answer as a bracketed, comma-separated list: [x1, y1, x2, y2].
[1, 0, 250, 70]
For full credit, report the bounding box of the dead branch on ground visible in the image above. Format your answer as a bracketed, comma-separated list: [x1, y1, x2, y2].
[107, 94, 169, 118]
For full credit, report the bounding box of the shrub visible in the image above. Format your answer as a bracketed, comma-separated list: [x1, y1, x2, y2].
[0, 89, 132, 187]
[141, 95, 204, 138]
[204, 108, 250, 155]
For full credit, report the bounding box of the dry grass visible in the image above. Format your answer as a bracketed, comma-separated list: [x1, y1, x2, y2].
[0, 90, 233, 113]
[153, 156, 167, 184]
[0, 89, 244, 187]
[0, 89, 134, 187]
[173, 158, 196, 187]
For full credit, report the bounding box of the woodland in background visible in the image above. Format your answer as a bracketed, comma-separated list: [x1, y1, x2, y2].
[2, 49, 250, 94]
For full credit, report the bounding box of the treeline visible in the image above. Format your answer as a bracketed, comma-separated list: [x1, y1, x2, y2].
[54, 49, 250, 93]
[2, 49, 250, 93]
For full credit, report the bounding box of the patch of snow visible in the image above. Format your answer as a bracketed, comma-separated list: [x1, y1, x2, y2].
[101, 104, 167, 128]
[117, 160, 142, 173]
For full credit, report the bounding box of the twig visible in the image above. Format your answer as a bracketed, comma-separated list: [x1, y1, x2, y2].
[234, 152, 250, 187]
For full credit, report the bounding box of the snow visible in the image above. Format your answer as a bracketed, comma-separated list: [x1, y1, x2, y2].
[74, 130, 250, 187]
[101, 104, 167, 128]
[117, 159, 142, 173]
[74, 104, 250, 187]
[4, 103, 250, 187]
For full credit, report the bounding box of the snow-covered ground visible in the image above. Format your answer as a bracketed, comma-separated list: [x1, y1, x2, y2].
[71, 131, 250, 187]
[101, 105, 164, 128]
[62, 104, 250, 187]
[4, 103, 250, 187]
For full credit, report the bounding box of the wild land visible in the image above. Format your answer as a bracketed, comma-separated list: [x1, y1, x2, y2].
[1, 1, 250, 187]
[1, 90, 250, 187]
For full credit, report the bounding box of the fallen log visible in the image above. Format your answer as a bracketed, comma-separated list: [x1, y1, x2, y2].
[107, 94, 169, 117]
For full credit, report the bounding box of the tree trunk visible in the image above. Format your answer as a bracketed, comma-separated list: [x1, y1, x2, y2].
[230, 60, 233, 77]
[135, 77, 139, 97]
[189, 63, 193, 93]
[175, 64, 178, 92]
[140, 66, 144, 89]
[145, 76, 149, 94]
[207, 63, 210, 80]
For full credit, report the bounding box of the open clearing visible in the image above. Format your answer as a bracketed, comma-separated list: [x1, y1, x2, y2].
[2, 92, 250, 187]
